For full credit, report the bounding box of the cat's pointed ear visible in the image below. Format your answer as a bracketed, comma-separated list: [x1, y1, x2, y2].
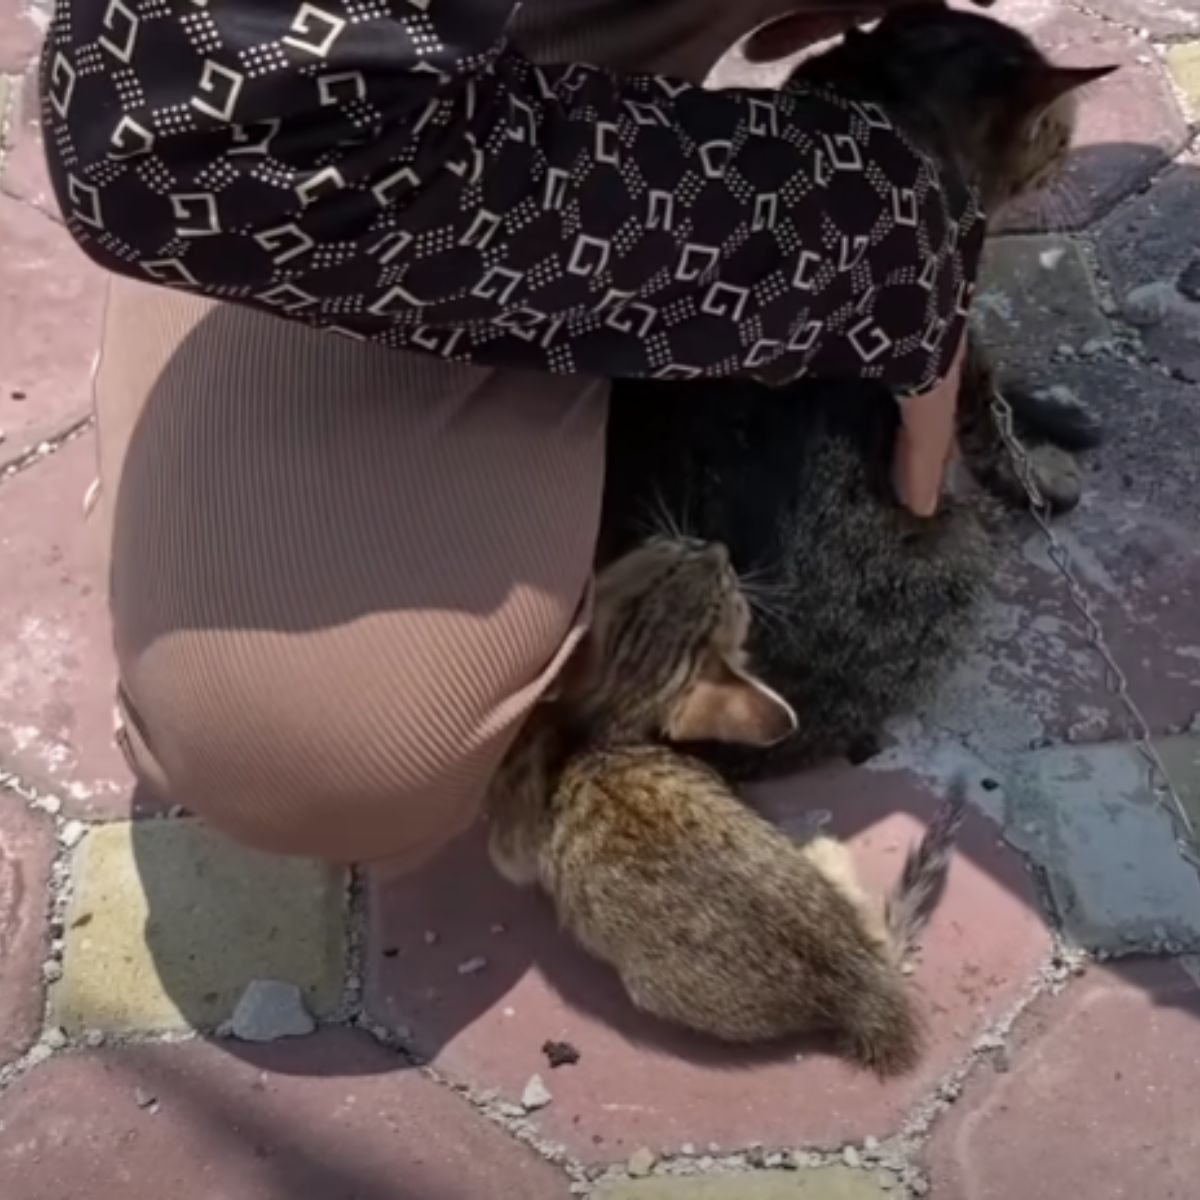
[1023, 64, 1119, 106]
[666, 654, 798, 747]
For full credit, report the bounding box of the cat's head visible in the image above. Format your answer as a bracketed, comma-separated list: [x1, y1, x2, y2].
[749, 5, 1116, 211]
[555, 538, 797, 748]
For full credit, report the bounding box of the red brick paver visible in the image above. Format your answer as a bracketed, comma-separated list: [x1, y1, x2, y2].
[0, 433, 141, 818]
[988, 0, 1188, 231]
[0, 798, 53, 1064]
[0, 1029, 572, 1200]
[0, 195, 105, 468]
[926, 959, 1200, 1200]
[367, 766, 1050, 1159]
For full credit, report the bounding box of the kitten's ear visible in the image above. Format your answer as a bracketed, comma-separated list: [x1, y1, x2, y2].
[667, 654, 798, 747]
[1023, 64, 1119, 106]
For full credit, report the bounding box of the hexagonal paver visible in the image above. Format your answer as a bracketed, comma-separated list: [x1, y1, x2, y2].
[1005, 739, 1200, 953]
[598, 1170, 890, 1200]
[973, 235, 1109, 363]
[897, 488, 1200, 770]
[51, 819, 346, 1035]
[925, 959, 1200, 1199]
[0, 1029, 571, 1199]
[0, 797, 54, 1064]
[1, 195, 105, 469]
[1168, 42, 1200, 120]
[1097, 167, 1200, 383]
[366, 767, 1050, 1161]
[987, 1, 1188, 232]
[0, 62, 57, 220]
[0, 433, 144, 819]
[1087, 0, 1200, 38]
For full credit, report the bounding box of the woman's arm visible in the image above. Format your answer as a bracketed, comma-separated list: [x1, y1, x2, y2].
[41, 0, 981, 389]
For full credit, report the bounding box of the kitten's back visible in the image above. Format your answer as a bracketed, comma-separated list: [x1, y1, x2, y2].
[544, 744, 923, 1072]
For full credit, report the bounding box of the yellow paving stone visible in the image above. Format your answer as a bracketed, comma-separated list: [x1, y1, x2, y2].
[596, 1168, 892, 1200]
[52, 819, 346, 1034]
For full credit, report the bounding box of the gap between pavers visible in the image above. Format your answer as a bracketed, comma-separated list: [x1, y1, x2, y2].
[595, 1168, 892, 1200]
[1003, 736, 1200, 954]
[51, 819, 347, 1034]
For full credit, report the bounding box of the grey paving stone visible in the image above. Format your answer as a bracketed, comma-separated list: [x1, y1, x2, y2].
[1096, 166, 1200, 382]
[973, 235, 1109, 365]
[1005, 739, 1200, 953]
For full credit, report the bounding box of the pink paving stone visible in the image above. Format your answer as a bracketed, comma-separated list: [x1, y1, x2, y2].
[0, 433, 148, 819]
[0, 799, 53, 1065]
[0, 1, 43, 73]
[0, 62, 58, 221]
[0, 1029, 571, 1200]
[0, 195, 106, 468]
[986, 1, 1188, 232]
[366, 767, 1050, 1161]
[926, 959, 1200, 1199]
[970, 497, 1200, 747]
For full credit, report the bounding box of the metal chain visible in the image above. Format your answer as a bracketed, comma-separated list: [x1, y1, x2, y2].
[988, 384, 1200, 873]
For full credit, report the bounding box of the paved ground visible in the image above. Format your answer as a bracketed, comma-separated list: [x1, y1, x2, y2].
[2, 1, 1200, 1197]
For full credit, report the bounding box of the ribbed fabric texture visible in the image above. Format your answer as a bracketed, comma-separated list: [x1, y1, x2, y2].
[95, 0, 798, 866]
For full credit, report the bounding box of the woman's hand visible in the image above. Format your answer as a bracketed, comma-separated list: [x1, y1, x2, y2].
[892, 332, 965, 517]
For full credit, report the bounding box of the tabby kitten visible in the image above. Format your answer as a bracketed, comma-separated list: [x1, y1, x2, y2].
[601, 9, 1110, 773]
[488, 538, 964, 1074]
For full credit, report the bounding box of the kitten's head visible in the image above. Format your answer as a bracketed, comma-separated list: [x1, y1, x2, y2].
[556, 538, 797, 748]
[751, 5, 1116, 211]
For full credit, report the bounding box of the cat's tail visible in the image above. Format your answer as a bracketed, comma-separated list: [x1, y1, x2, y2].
[884, 777, 967, 958]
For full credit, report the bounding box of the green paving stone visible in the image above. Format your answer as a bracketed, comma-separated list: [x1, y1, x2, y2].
[596, 1167, 890, 1200]
[52, 819, 347, 1034]
[1167, 42, 1200, 121]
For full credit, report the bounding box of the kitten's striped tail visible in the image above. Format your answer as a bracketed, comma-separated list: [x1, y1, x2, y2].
[884, 777, 968, 958]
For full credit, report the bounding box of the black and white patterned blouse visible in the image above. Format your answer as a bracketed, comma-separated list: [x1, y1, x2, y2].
[39, 0, 984, 392]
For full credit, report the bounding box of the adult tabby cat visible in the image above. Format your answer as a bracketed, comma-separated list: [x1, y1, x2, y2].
[601, 7, 1110, 773]
[489, 537, 964, 1073]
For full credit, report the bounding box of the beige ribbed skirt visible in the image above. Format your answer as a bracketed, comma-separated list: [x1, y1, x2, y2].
[95, 279, 606, 867]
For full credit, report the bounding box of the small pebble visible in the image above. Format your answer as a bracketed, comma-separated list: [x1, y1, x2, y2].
[863, 1135, 880, 1154]
[707, 1142, 720, 1154]
[83, 1029, 106, 1048]
[876, 1169, 897, 1191]
[627, 1147, 657, 1178]
[541, 1039, 581, 1068]
[697, 1156, 715, 1171]
[911, 1177, 930, 1196]
[680, 1143, 697, 1156]
[134, 1087, 157, 1109]
[521, 1073, 553, 1111]
[1123, 281, 1175, 327]
[60, 820, 86, 848]
[26, 1043, 53, 1066]
[746, 1146, 768, 1168]
[457, 956, 488, 975]
[230, 979, 315, 1042]
[498, 1102, 526, 1119]
[1038, 246, 1066, 269]
[842, 1145, 862, 1169]
[569, 1183, 590, 1196]
[764, 1152, 784, 1169]
[34, 795, 62, 816]
[423, 929, 439, 946]
[42, 961, 63, 984]
[490, 923, 506, 935]
[42, 1027, 67, 1051]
